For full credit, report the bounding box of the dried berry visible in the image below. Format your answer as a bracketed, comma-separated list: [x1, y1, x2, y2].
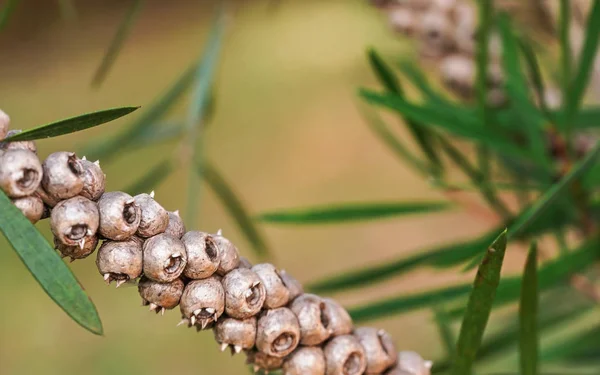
[0, 129, 37, 154]
[324, 335, 367, 375]
[164, 210, 186, 238]
[138, 276, 185, 315]
[252, 263, 290, 309]
[256, 307, 300, 358]
[322, 298, 353, 336]
[79, 159, 105, 201]
[0, 149, 42, 198]
[213, 231, 240, 275]
[385, 351, 432, 375]
[222, 268, 266, 319]
[0, 109, 8, 140]
[246, 351, 284, 374]
[283, 347, 326, 375]
[280, 269, 303, 301]
[96, 237, 143, 286]
[290, 294, 331, 346]
[41, 152, 84, 200]
[214, 316, 257, 354]
[355, 327, 397, 374]
[179, 277, 225, 329]
[55, 234, 99, 261]
[97, 191, 141, 240]
[143, 233, 187, 282]
[239, 256, 253, 269]
[134, 192, 169, 238]
[12, 195, 44, 223]
[51, 196, 100, 247]
[182, 231, 220, 279]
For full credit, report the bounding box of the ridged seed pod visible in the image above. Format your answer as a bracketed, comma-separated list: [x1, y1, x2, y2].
[252, 263, 290, 309]
[50, 196, 100, 247]
[55, 235, 99, 261]
[0, 109, 8, 140]
[96, 237, 143, 286]
[385, 351, 432, 375]
[0, 149, 42, 198]
[179, 277, 225, 329]
[290, 294, 331, 346]
[279, 269, 303, 301]
[418, 9, 454, 57]
[97, 191, 141, 240]
[245, 351, 284, 374]
[182, 231, 220, 279]
[256, 307, 300, 358]
[138, 276, 185, 314]
[214, 316, 257, 354]
[389, 6, 416, 36]
[134, 192, 169, 238]
[41, 152, 84, 200]
[143, 234, 187, 282]
[322, 298, 353, 336]
[355, 327, 397, 374]
[239, 256, 253, 269]
[283, 347, 326, 375]
[213, 231, 240, 275]
[222, 268, 266, 319]
[0, 129, 37, 154]
[79, 159, 105, 201]
[324, 335, 367, 375]
[12, 195, 44, 223]
[164, 210, 186, 239]
[35, 185, 59, 208]
[440, 54, 475, 98]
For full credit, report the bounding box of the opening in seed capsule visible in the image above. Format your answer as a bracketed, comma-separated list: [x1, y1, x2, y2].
[18, 169, 38, 189]
[343, 352, 362, 375]
[272, 332, 295, 353]
[319, 302, 330, 329]
[165, 255, 182, 274]
[246, 282, 262, 306]
[68, 224, 88, 241]
[67, 154, 83, 175]
[205, 237, 219, 261]
[123, 203, 137, 224]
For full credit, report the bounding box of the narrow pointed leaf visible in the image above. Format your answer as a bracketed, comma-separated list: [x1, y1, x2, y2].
[124, 159, 173, 196]
[4, 107, 139, 141]
[0, 190, 102, 335]
[367, 48, 402, 94]
[450, 230, 508, 375]
[397, 60, 449, 104]
[520, 243, 539, 375]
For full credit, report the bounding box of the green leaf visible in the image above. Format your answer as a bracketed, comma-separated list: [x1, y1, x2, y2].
[4, 107, 139, 141]
[202, 161, 272, 260]
[124, 159, 173, 196]
[434, 306, 456, 359]
[258, 201, 451, 225]
[0, 190, 102, 335]
[518, 37, 552, 120]
[91, 0, 144, 87]
[397, 60, 449, 104]
[520, 243, 539, 375]
[450, 230, 508, 375]
[0, 0, 19, 31]
[367, 48, 402, 94]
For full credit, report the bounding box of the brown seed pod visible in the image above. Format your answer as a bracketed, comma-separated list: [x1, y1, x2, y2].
[79, 159, 105, 201]
[222, 268, 266, 319]
[97, 191, 141, 240]
[452, 2, 476, 54]
[138, 276, 185, 315]
[213, 231, 240, 275]
[35, 185, 59, 208]
[214, 316, 257, 354]
[418, 9, 454, 58]
[164, 210, 186, 239]
[143, 233, 187, 282]
[50, 196, 100, 247]
[41, 152, 84, 200]
[0, 149, 43, 198]
[322, 298, 353, 336]
[134, 192, 169, 238]
[182, 231, 220, 279]
[0, 109, 8, 140]
[385, 351, 432, 375]
[239, 256, 253, 269]
[280, 269, 303, 301]
[324, 335, 367, 375]
[252, 263, 290, 309]
[355, 327, 397, 374]
[12, 195, 44, 223]
[283, 347, 326, 375]
[245, 351, 284, 374]
[256, 307, 300, 358]
[389, 6, 416, 36]
[0, 129, 37, 154]
[96, 237, 143, 286]
[290, 294, 331, 346]
[440, 54, 475, 98]
[55, 234, 99, 261]
[179, 277, 225, 330]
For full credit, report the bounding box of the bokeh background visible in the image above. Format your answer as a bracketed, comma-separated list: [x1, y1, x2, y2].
[0, 1, 529, 374]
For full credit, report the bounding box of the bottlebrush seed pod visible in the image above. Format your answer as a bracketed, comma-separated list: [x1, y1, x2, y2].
[239, 256, 253, 269]
[213, 231, 240, 275]
[97, 191, 141, 240]
[418, 10, 454, 57]
[214, 316, 257, 354]
[50, 196, 100, 247]
[245, 351, 284, 374]
[182, 231, 220, 279]
[55, 234, 99, 261]
[322, 298, 353, 336]
[279, 269, 303, 301]
[252, 263, 290, 309]
[41, 152, 84, 200]
[283, 347, 326, 375]
[324, 335, 367, 375]
[12, 195, 44, 223]
[143, 233, 187, 282]
[79, 159, 105, 201]
[222, 268, 266, 319]
[256, 307, 300, 358]
[355, 327, 397, 374]
[134, 192, 169, 238]
[386, 351, 432, 375]
[138, 276, 185, 314]
[389, 7, 416, 36]
[164, 210, 186, 239]
[0, 109, 8, 140]
[179, 277, 225, 330]
[0, 149, 43, 198]
[440, 54, 475, 98]
[96, 237, 143, 286]
[0, 129, 37, 154]
[290, 294, 331, 346]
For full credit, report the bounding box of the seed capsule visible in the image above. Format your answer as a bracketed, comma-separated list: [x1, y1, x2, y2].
[0, 129, 37, 154]
[213, 231, 240, 275]
[12, 195, 44, 223]
[252, 263, 290, 309]
[179, 277, 225, 329]
[0, 109, 8, 140]
[283, 347, 326, 375]
[97, 191, 141, 240]
[80, 159, 105, 201]
[96, 237, 143, 286]
[55, 235, 99, 261]
[182, 231, 220, 279]
[452, 2, 477, 54]
[256, 307, 300, 358]
[0, 149, 43, 198]
[214, 316, 257, 354]
[239, 256, 253, 269]
[41, 152, 84, 200]
[322, 298, 353, 336]
[35, 185, 59, 208]
[138, 276, 185, 314]
[290, 294, 331, 346]
[164, 210, 186, 238]
[50, 196, 100, 247]
[385, 351, 432, 375]
[143, 233, 187, 282]
[246, 351, 284, 374]
[222, 268, 266, 319]
[134, 192, 169, 238]
[418, 10, 454, 58]
[440, 54, 475, 98]
[355, 327, 397, 374]
[389, 7, 416, 36]
[324, 335, 367, 375]
[280, 269, 303, 301]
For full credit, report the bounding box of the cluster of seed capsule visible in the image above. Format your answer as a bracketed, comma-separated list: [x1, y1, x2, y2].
[0, 109, 431, 374]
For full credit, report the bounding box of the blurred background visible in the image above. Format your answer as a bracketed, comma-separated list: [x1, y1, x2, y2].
[0, 1, 534, 374]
